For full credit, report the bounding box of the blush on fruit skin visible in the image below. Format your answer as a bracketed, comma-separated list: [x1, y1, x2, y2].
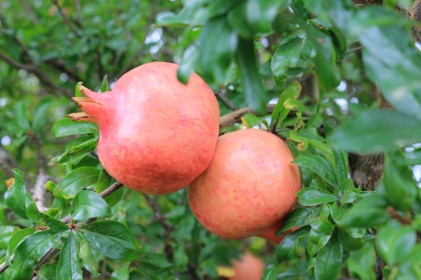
[188, 129, 301, 241]
[71, 62, 220, 194]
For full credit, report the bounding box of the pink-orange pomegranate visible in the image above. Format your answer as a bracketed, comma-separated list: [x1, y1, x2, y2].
[70, 62, 220, 194]
[229, 252, 265, 280]
[188, 129, 301, 243]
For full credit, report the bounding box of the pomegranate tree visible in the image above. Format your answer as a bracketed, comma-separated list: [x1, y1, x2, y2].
[188, 129, 301, 243]
[70, 62, 220, 194]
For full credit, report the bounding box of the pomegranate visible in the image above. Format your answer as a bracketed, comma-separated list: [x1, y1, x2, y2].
[70, 62, 220, 194]
[229, 252, 265, 280]
[188, 129, 301, 243]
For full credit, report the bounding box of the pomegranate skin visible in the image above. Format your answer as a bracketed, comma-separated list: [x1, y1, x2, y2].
[75, 62, 220, 194]
[229, 252, 265, 280]
[188, 129, 301, 240]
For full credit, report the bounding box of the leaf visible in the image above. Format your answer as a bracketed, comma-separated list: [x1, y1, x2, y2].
[9, 230, 61, 280]
[330, 109, 421, 153]
[337, 229, 365, 252]
[346, 242, 376, 280]
[383, 153, 418, 211]
[349, 7, 421, 121]
[339, 193, 389, 228]
[52, 137, 97, 165]
[271, 38, 304, 78]
[37, 264, 57, 280]
[235, 37, 268, 113]
[177, 45, 199, 84]
[199, 16, 238, 84]
[276, 227, 310, 261]
[297, 187, 338, 206]
[278, 207, 316, 233]
[52, 119, 98, 138]
[314, 234, 343, 280]
[95, 170, 125, 207]
[7, 228, 36, 257]
[100, 75, 110, 92]
[26, 202, 68, 233]
[241, 113, 262, 128]
[5, 169, 33, 219]
[53, 167, 100, 199]
[332, 149, 348, 191]
[79, 242, 100, 277]
[271, 81, 302, 127]
[262, 264, 279, 280]
[32, 98, 54, 132]
[294, 153, 337, 187]
[227, 2, 254, 38]
[376, 223, 416, 265]
[405, 148, 421, 165]
[81, 221, 136, 259]
[246, 0, 287, 33]
[72, 190, 111, 221]
[57, 231, 83, 280]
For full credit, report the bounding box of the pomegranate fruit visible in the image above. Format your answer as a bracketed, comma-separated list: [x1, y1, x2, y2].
[70, 62, 220, 194]
[229, 252, 265, 280]
[188, 129, 301, 243]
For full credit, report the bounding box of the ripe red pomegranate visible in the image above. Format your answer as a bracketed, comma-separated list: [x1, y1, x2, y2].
[188, 129, 301, 243]
[229, 252, 265, 280]
[70, 62, 220, 194]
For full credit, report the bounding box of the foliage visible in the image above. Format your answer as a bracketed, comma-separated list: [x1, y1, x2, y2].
[1, 0, 421, 279]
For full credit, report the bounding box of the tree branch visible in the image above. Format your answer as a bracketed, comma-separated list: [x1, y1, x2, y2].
[51, 0, 81, 38]
[214, 88, 238, 111]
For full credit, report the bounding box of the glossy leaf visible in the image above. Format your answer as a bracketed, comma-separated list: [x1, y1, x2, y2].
[271, 38, 304, 78]
[314, 235, 343, 280]
[271, 81, 301, 127]
[278, 207, 316, 233]
[9, 230, 61, 280]
[4, 169, 33, 219]
[7, 228, 36, 257]
[340, 193, 389, 228]
[52, 119, 98, 138]
[79, 242, 100, 277]
[330, 109, 421, 153]
[276, 227, 309, 261]
[37, 264, 57, 280]
[337, 229, 365, 252]
[177, 45, 199, 84]
[95, 170, 125, 207]
[53, 167, 100, 199]
[57, 231, 83, 280]
[294, 153, 337, 187]
[332, 149, 348, 191]
[72, 190, 111, 221]
[246, 0, 287, 33]
[81, 221, 136, 259]
[297, 187, 337, 206]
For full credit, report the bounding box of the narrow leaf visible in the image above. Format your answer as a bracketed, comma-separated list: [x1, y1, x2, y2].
[314, 235, 343, 280]
[54, 167, 100, 199]
[72, 190, 111, 221]
[57, 231, 83, 280]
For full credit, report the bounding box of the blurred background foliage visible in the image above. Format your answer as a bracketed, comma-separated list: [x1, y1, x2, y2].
[1, 0, 421, 279]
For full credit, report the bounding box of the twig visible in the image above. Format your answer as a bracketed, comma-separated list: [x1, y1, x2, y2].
[346, 45, 364, 55]
[219, 104, 276, 129]
[214, 88, 238, 111]
[143, 194, 174, 262]
[386, 207, 412, 225]
[51, 0, 81, 38]
[100, 257, 107, 280]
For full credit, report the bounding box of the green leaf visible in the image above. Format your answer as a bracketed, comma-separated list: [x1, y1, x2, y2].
[246, 0, 287, 33]
[349, 7, 421, 121]
[177, 45, 199, 84]
[52, 119, 98, 138]
[7, 228, 36, 257]
[340, 193, 389, 228]
[81, 221, 136, 259]
[72, 190, 111, 221]
[383, 153, 417, 211]
[271, 81, 302, 127]
[57, 231, 83, 280]
[330, 109, 421, 153]
[14, 101, 31, 132]
[346, 242, 376, 280]
[52, 137, 97, 165]
[95, 170, 125, 207]
[9, 230, 61, 280]
[241, 113, 263, 128]
[297, 187, 338, 206]
[37, 264, 57, 280]
[262, 264, 279, 280]
[4, 169, 33, 219]
[100, 75, 110, 92]
[32, 98, 54, 132]
[405, 148, 421, 165]
[332, 149, 348, 192]
[337, 229, 365, 252]
[294, 153, 337, 187]
[271, 38, 304, 78]
[276, 227, 310, 261]
[376, 223, 416, 265]
[278, 207, 316, 233]
[227, 2, 254, 38]
[53, 167, 100, 199]
[314, 234, 343, 280]
[199, 16, 238, 84]
[79, 242, 99, 277]
[26, 202, 68, 233]
[235, 38, 268, 113]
